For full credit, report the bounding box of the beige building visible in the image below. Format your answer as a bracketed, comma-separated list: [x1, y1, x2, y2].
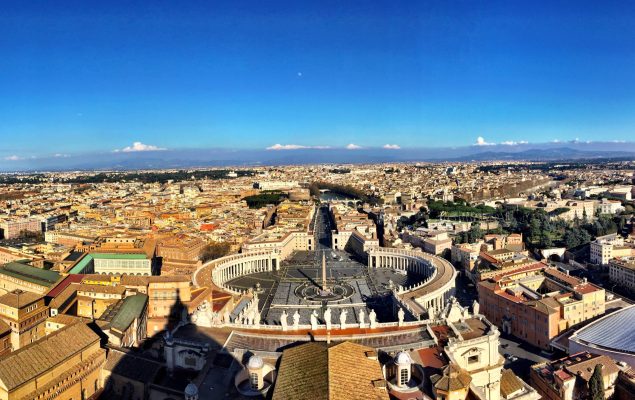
[0, 263, 60, 295]
[590, 234, 632, 266]
[0, 218, 41, 240]
[0, 290, 48, 351]
[609, 257, 635, 291]
[0, 322, 105, 400]
[77, 284, 126, 319]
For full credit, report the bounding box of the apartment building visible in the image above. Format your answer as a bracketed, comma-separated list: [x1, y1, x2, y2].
[590, 234, 633, 265]
[609, 257, 635, 291]
[530, 352, 622, 400]
[478, 267, 605, 350]
[0, 218, 41, 240]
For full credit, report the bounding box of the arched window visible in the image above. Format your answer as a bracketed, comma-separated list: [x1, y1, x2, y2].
[400, 367, 409, 386]
[250, 372, 259, 390]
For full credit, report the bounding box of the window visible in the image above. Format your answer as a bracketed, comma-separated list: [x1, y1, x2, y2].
[400, 368, 409, 385]
[468, 355, 479, 364]
[250, 373, 259, 390]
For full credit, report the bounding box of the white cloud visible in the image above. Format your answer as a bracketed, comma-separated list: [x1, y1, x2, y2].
[53, 153, 70, 158]
[266, 144, 331, 150]
[115, 141, 166, 152]
[500, 140, 529, 146]
[551, 139, 560, 143]
[474, 136, 495, 146]
[346, 143, 362, 150]
[3, 155, 22, 161]
[383, 144, 401, 150]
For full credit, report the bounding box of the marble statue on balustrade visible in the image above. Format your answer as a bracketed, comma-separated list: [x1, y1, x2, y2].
[358, 309, 366, 328]
[339, 309, 348, 329]
[472, 300, 480, 315]
[191, 300, 214, 327]
[369, 309, 377, 329]
[310, 310, 318, 330]
[397, 307, 405, 326]
[254, 310, 261, 326]
[247, 311, 254, 325]
[280, 310, 288, 330]
[292, 310, 300, 330]
[324, 307, 332, 330]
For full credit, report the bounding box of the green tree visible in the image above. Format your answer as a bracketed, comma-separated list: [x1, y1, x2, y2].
[589, 364, 604, 400]
[200, 241, 231, 262]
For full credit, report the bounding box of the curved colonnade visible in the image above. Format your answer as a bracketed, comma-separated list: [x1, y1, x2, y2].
[194, 251, 281, 295]
[368, 247, 457, 319]
[194, 247, 456, 328]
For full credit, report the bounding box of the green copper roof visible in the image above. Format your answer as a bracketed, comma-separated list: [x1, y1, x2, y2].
[68, 254, 94, 274]
[110, 294, 148, 332]
[0, 262, 61, 287]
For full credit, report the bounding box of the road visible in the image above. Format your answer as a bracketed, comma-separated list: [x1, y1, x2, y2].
[498, 334, 553, 381]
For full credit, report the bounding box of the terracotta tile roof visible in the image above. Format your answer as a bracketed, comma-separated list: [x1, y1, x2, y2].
[272, 341, 389, 400]
[104, 348, 162, 382]
[0, 289, 42, 309]
[272, 342, 328, 400]
[0, 323, 99, 391]
[564, 353, 620, 382]
[500, 369, 525, 398]
[431, 363, 472, 392]
[76, 283, 126, 295]
[417, 346, 446, 370]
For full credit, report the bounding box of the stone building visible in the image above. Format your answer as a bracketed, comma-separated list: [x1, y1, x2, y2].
[0, 322, 105, 400]
[0, 289, 48, 351]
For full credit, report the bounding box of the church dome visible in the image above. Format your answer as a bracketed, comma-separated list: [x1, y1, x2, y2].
[247, 355, 264, 369]
[184, 382, 198, 396]
[395, 351, 412, 366]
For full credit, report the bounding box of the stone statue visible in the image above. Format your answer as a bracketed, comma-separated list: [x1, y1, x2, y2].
[292, 310, 300, 330]
[369, 309, 377, 329]
[223, 310, 230, 324]
[472, 300, 480, 316]
[397, 307, 405, 326]
[339, 309, 348, 329]
[254, 311, 261, 326]
[247, 311, 254, 325]
[310, 310, 318, 330]
[281, 310, 288, 331]
[358, 309, 366, 329]
[324, 307, 332, 330]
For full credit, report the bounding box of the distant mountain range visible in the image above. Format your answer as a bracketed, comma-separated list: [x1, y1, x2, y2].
[3, 142, 635, 172]
[452, 147, 635, 162]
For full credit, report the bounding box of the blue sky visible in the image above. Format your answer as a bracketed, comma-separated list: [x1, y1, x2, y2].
[1, 1, 635, 161]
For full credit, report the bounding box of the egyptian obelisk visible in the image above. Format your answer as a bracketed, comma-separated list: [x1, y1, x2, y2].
[321, 251, 328, 291]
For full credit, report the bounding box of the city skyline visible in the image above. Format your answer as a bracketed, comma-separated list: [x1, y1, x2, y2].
[3, 1, 635, 165]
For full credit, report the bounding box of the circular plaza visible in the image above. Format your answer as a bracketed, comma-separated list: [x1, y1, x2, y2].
[194, 244, 457, 330]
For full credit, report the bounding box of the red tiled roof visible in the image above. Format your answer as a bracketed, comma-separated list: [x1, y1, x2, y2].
[418, 346, 447, 370]
[46, 274, 84, 298]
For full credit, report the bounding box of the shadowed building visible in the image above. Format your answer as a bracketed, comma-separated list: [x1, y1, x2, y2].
[272, 341, 389, 400]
